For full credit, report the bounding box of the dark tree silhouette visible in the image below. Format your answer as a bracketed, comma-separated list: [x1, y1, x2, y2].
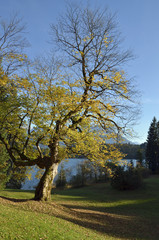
[146, 117, 159, 173]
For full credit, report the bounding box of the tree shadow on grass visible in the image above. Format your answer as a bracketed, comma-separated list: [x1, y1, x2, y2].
[0, 196, 32, 202]
[51, 187, 159, 240]
[54, 202, 159, 240]
[52, 181, 159, 239]
[60, 197, 156, 216]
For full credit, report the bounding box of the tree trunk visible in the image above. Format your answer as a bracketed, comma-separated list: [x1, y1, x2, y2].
[34, 162, 58, 201]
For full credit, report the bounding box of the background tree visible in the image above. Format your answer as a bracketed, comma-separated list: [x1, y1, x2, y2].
[0, 143, 10, 189]
[0, 15, 28, 189]
[136, 148, 143, 166]
[146, 117, 159, 173]
[55, 163, 67, 188]
[0, 142, 26, 189]
[6, 164, 27, 189]
[0, 5, 139, 201]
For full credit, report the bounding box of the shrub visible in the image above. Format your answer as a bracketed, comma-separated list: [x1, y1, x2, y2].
[111, 166, 143, 190]
[137, 167, 150, 178]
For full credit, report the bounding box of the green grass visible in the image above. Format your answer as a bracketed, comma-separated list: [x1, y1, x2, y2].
[0, 204, 105, 240]
[0, 176, 159, 240]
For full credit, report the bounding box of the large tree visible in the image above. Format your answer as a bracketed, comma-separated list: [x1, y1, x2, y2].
[0, 6, 139, 201]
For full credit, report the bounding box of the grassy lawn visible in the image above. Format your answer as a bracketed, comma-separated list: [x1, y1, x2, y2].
[0, 176, 159, 240]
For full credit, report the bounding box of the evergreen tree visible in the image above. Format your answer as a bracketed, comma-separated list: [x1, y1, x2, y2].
[146, 117, 159, 173]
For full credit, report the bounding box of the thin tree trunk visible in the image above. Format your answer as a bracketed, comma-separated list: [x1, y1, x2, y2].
[34, 162, 58, 201]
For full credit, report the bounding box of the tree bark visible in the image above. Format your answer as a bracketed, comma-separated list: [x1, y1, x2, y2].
[34, 128, 60, 201]
[34, 162, 58, 201]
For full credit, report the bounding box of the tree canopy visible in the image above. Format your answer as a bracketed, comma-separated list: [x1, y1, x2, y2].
[0, 6, 139, 201]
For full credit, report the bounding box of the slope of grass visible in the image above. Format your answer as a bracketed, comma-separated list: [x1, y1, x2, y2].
[0, 176, 159, 240]
[0, 202, 107, 240]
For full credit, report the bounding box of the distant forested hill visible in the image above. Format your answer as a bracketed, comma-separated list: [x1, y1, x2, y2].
[115, 143, 146, 159]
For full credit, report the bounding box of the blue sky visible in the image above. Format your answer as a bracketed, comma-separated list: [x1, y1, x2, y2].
[1, 0, 159, 144]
